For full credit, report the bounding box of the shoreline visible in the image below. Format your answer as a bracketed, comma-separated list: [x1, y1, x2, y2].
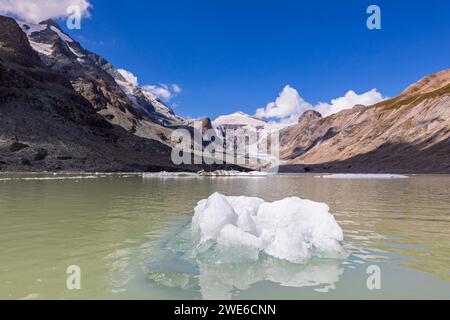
[1, 170, 450, 175]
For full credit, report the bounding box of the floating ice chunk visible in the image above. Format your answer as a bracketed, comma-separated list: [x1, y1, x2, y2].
[143, 171, 198, 178]
[318, 174, 409, 180]
[191, 193, 345, 264]
[218, 224, 262, 249]
[192, 193, 238, 243]
[197, 170, 269, 177]
[235, 208, 259, 235]
[227, 196, 265, 212]
[255, 198, 344, 262]
[216, 224, 263, 262]
[143, 171, 269, 178]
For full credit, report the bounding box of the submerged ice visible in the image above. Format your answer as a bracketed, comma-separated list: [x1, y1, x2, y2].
[148, 193, 347, 298]
[191, 193, 346, 263]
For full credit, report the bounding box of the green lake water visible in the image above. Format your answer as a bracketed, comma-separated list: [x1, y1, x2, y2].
[0, 173, 449, 299]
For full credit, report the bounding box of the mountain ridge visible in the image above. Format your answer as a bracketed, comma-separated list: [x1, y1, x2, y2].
[1, 14, 449, 173]
[0, 16, 241, 172]
[278, 69, 450, 173]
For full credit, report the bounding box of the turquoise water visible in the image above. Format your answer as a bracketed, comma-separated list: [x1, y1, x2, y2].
[0, 173, 449, 299]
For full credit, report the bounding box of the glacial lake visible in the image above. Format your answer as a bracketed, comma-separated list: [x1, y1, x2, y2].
[0, 173, 449, 299]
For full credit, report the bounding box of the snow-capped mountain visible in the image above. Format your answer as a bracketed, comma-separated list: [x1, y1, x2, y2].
[212, 111, 288, 136]
[18, 19, 185, 131]
[212, 112, 287, 168]
[0, 16, 174, 172]
[114, 70, 185, 125]
[279, 70, 450, 173]
[213, 111, 267, 128]
[0, 15, 244, 172]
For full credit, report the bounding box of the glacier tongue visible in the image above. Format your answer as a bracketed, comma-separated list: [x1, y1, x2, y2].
[191, 193, 346, 264]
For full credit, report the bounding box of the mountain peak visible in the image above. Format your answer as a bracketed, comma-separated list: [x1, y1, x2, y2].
[39, 18, 61, 29]
[298, 110, 322, 126]
[0, 16, 42, 65]
[401, 69, 450, 98]
[213, 111, 267, 127]
[230, 111, 249, 116]
[18, 18, 73, 44]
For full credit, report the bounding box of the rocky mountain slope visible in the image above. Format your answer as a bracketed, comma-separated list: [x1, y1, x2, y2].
[279, 70, 450, 173]
[17, 19, 186, 145]
[1, 15, 448, 173]
[0, 16, 237, 172]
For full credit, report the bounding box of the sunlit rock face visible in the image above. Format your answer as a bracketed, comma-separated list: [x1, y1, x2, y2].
[279, 70, 450, 173]
[150, 192, 347, 299]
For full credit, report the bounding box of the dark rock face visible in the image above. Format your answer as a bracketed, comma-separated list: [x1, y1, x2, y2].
[187, 118, 213, 134]
[34, 148, 48, 161]
[21, 158, 32, 166]
[298, 110, 322, 125]
[0, 16, 179, 172]
[0, 16, 245, 172]
[0, 16, 42, 67]
[10, 142, 29, 153]
[20, 19, 184, 134]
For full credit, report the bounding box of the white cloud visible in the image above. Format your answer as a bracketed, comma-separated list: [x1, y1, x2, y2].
[256, 85, 313, 121]
[171, 84, 182, 94]
[315, 89, 386, 117]
[142, 84, 181, 102]
[117, 68, 181, 102]
[0, 0, 92, 23]
[256, 85, 386, 123]
[117, 69, 139, 87]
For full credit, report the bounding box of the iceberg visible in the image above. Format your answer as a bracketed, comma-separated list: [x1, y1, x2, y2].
[191, 193, 346, 264]
[152, 194, 348, 298]
[317, 174, 409, 180]
[143, 171, 199, 178]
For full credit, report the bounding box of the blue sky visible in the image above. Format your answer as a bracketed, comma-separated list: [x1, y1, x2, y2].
[5, 0, 450, 120]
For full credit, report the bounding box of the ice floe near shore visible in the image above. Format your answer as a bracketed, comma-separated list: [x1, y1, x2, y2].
[0, 172, 140, 181]
[190, 192, 346, 263]
[143, 171, 198, 178]
[0, 175, 99, 181]
[197, 170, 268, 176]
[143, 170, 268, 178]
[317, 174, 409, 180]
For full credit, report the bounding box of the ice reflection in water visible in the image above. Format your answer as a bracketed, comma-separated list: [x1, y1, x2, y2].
[146, 222, 345, 300]
[196, 258, 343, 299]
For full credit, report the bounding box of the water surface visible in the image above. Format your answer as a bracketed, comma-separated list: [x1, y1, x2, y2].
[0, 173, 449, 299]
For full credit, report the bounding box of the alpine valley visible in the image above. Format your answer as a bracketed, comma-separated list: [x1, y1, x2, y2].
[0, 15, 449, 173]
